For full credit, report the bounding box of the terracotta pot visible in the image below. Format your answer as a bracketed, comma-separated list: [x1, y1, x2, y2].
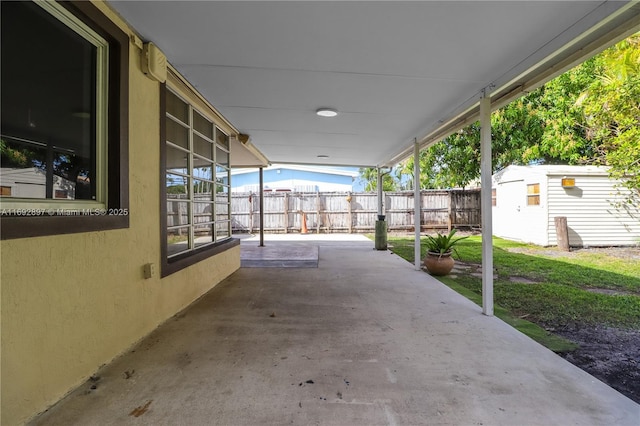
[423, 251, 455, 276]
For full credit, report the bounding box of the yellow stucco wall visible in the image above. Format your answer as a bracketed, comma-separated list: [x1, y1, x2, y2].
[0, 3, 241, 424]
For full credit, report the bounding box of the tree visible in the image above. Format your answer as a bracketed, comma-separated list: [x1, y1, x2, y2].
[398, 125, 481, 190]
[396, 34, 639, 197]
[357, 167, 400, 192]
[578, 34, 640, 203]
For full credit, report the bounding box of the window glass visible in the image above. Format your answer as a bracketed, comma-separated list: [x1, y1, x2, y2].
[216, 147, 229, 168]
[194, 202, 214, 222]
[1, 1, 105, 202]
[166, 91, 189, 124]
[166, 118, 189, 149]
[527, 183, 540, 206]
[167, 226, 190, 256]
[0, 0, 129, 240]
[215, 202, 228, 221]
[164, 88, 232, 261]
[167, 200, 189, 227]
[194, 223, 214, 248]
[193, 179, 214, 197]
[193, 134, 213, 160]
[194, 165, 213, 181]
[193, 111, 213, 139]
[216, 129, 229, 149]
[216, 190, 229, 204]
[166, 146, 189, 173]
[216, 221, 230, 239]
[166, 173, 188, 193]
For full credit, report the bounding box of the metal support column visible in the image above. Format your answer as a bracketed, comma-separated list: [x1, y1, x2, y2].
[413, 139, 421, 271]
[259, 167, 264, 247]
[480, 91, 494, 316]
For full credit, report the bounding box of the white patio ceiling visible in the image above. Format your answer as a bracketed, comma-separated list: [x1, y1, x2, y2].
[110, 1, 640, 168]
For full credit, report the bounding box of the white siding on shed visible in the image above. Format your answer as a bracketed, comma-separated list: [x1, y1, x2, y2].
[492, 165, 639, 247]
[546, 173, 639, 247]
[492, 166, 551, 245]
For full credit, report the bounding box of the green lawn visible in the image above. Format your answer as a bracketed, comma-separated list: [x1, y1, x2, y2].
[386, 235, 640, 351]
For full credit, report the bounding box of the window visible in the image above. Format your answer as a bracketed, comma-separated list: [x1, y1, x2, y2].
[491, 188, 497, 206]
[0, 0, 129, 239]
[162, 87, 235, 275]
[527, 183, 540, 206]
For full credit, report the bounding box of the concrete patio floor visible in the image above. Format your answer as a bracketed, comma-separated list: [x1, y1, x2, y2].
[30, 234, 639, 425]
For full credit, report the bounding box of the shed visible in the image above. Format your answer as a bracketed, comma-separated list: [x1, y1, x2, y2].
[492, 165, 640, 247]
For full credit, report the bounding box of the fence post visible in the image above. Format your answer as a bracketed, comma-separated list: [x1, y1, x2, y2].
[248, 192, 253, 234]
[447, 191, 453, 232]
[347, 192, 353, 234]
[555, 216, 570, 251]
[316, 192, 321, 234]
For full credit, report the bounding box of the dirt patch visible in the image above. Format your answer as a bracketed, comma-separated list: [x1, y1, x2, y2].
[509, 276, 539, 284]
[506, 245, 640, 261]
[552, 324, 640, 404]
[584, 287, 636, 296]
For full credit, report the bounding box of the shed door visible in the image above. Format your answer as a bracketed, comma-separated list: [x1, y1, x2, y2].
[496, 180, 525, 239]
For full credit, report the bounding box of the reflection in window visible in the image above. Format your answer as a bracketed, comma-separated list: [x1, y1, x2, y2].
[0, 1, 107, 203]
[165, 89, 231, 259]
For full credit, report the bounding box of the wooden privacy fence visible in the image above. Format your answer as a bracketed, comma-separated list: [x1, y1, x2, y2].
[231, 189, 481, 233]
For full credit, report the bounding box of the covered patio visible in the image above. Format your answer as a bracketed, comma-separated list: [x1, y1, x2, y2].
[110, 0, 640, 316]
[30, 235, 638, 425]
[4, 1, 640, 424]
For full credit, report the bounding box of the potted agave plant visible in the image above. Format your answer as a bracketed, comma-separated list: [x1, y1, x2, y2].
[423, 229, 468, 276]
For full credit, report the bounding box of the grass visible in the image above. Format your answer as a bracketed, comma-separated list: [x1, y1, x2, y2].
[386, 234, 640, 351]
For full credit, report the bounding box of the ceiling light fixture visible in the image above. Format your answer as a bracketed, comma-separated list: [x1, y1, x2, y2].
[316, 108, 338, 118]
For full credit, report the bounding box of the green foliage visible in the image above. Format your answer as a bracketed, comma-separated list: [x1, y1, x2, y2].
[357, 167, 401, 191]
[394, 34, 639, 201]
[0, 138, 33, 167]
[166, 185, 186, 194]
[424, 229, 468, 257]
[0, 138, 88, 189]
[578, 35, 640, 203]
[387, 235, 640, 330]
[400, 124, 481, 189]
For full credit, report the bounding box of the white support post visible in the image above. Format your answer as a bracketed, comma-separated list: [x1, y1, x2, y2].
[413, 139, 421, 271]
[377, 167, 383, 217]
[259, 167, 264, 247]
[480, 91, 494, 316]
